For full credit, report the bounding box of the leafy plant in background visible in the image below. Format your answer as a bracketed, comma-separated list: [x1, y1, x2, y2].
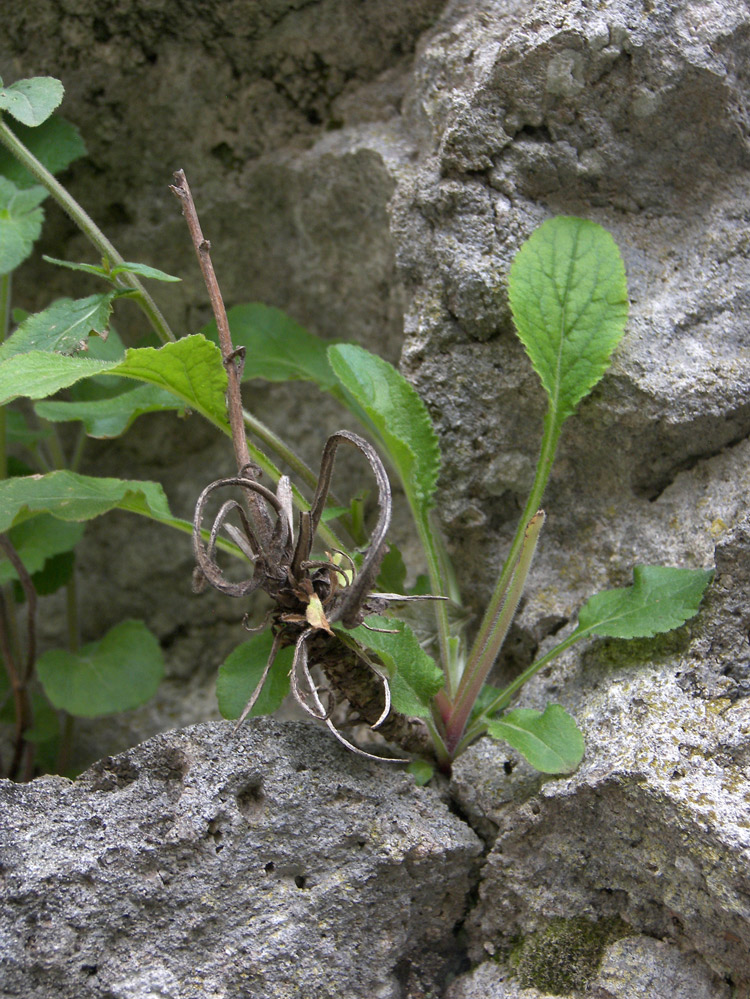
[0, 75, 712, 782]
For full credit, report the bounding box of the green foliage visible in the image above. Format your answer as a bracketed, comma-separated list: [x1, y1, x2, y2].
[0, 178, 46, 274]
[217, 632, 295, 720]
[203, 303, 341, 390]
[0, 72, 714, 783]
[0, 293, 121, 358]
[574, 565, 714, 640]
[509, 216, 629, 430]
[328, 344, 441, 515]
[0, 76, 63, 127]
[36, 620, 164, 717]
[337, 617, 444, 719]
[486, 705, 584, 775]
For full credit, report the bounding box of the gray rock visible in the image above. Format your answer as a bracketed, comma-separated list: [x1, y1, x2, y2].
[450, 518, 750, 985]
[589, 935, 731, 999]
[0, 719, 482, 998]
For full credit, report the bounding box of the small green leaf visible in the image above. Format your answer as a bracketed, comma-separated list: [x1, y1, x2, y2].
[0, 470, 174, 531]
[110, 261, 181, 282]
[407, 759, 435, 785]
[216, 631, 294, 719]
[25, 550, 76, 598]
[36, 619, 164, 717]
[487, 704, 584, 774]
[0, 115, 86, 188]
[376, 544, 407, 594]
[4, 408, 54, 446]
[509, 216, 628, 429]
[337, 616, 444, 718]
[42, 255, 111, 279]
[35, 383, 189, 438]
[0, 293, 117, 359]
[202, 303, 342, 390]
[0, 514, 84, 585]
[574, 565, 714, 640]
[0, 76, 64, 127]
[0, 177, 46, 274]
[328, 344, 441, 514]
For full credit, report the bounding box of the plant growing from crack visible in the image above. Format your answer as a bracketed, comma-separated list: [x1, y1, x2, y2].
[0, 74, 712, 780]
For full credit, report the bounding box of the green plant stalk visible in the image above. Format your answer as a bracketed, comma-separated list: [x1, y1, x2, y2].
[443, 511, 545, 754]
[452, 410, 563, 701]
[414, 509, 459, 693]
[455, 626, 587, 756]
[0, 119, 176, 345]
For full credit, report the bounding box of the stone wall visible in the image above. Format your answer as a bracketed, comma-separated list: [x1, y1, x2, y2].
[1, 0, 749, 995]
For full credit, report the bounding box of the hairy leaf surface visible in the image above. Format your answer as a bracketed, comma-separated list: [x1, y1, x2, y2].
[0, 293, 118, 358]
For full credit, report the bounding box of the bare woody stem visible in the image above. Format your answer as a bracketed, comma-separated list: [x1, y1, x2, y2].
[170, 170, 273, 550]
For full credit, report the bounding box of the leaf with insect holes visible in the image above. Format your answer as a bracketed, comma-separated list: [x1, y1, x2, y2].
[337, 616, 444, 718]
[36, 619, 164, 717]
[509, 216, 628, 430]
[202, 303, 343, 390]
[572, 565, 713, 641]
[0, 177, 46, 275]
[35, 383, 189, 438]
[328, 344, 441, 515]
[0, 293, 120, 359]
[217, 632, 295, 720]
[0, 76, 64, 127]
[0, 115, 86, 189]
[487, 704, 585, 774]
[0, 514, 84, 586]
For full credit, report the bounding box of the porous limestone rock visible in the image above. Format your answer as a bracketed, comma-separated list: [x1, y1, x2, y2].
[0, 719, 482, 998]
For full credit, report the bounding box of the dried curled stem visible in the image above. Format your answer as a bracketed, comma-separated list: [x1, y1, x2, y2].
[172, 170, 435, 761]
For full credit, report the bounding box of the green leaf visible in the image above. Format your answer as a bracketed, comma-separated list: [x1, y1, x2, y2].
[0, 470, 174, 531]
[111, 335, 228, 430]
[487, 704, 584, 774]
[508, 216, 629, 429]
[0, 177, 45, 274]
[328, 343, 441, 513]
[0, 293, 117, 359]
[201, 303, 342, 390]
[0, 335, 229, 430]
[42, 255, 112, 278]
[25, 550, 76, 598]
[35, 383, 189, 438]
[0, 76, 64, 127]
[573, 565, 714, 640]
[216, 631, 294, 719]
[0, 514, 84, 585]
[337, 616, 444, 718]
[4, 408, 54, 446]
[36, 619, 164, 717]
[407, 759, 435, 785]
[110, 261, 180, 282]
[0, 115, 86, 188]
[376, 544, 407, 594]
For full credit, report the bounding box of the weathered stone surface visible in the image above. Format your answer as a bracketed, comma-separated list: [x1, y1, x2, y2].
[450, 516, 750, 986]
[589, 935, 732, 999]
[0, 719, 482, 998]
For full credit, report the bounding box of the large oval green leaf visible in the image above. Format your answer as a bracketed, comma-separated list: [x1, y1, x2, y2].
[508, 216, 628, 428]
[36, 619, 164, 717]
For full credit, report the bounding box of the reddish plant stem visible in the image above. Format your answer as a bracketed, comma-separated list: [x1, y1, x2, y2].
[169, 169, 273, 551]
